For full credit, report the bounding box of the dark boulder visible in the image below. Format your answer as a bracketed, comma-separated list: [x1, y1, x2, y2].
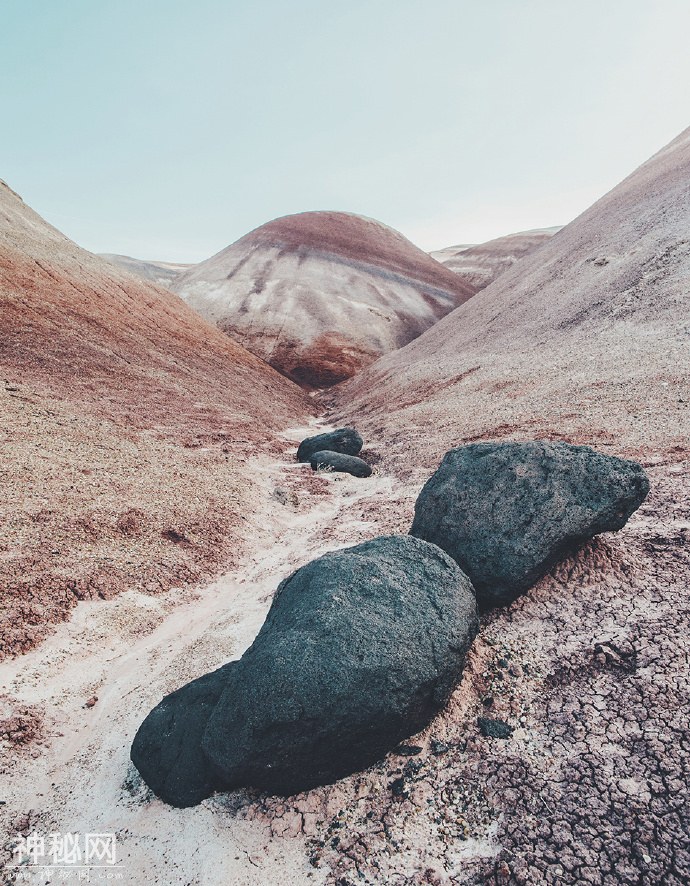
[410, 441, 649, 608]
[296, 427, 363, 462]
[310, 450, 372, 478]
[202, 535, 478, 795]
[130, 662, 236, 808]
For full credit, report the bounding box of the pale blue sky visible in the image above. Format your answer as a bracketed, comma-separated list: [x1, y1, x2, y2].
[2, 0, 689, 261]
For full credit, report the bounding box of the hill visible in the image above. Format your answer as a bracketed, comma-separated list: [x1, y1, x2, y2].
[0, 180, 310, 656]
[99, 252, 192, 287]
[336, 131, 689, 469]
[329, 126, 690, 884]
[430, 226, 559, 291]
[171, 211, 474, 388]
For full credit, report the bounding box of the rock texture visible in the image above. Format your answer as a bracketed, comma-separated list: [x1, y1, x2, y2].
[430, 227, 559, 292]
[0, 179, 310, 658]
[296, 427, 363, 462]
[99, 253, 192, 288]
[130, 535, 477, 806]
[410, 441, 649, 607]
[171, 211, 474, 388]
[186, 535, 478, 797]
[131, 662, 236, 808]
[309, 451, 372, 477]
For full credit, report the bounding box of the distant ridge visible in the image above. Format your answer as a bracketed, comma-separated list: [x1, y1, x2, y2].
[99, 253, 192, 288]
[430, 227, 560, 292]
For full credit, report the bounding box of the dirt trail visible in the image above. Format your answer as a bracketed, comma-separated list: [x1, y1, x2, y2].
[0, 420, 403, 885]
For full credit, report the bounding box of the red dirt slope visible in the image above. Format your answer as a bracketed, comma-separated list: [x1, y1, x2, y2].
[0, 179, 311, 657]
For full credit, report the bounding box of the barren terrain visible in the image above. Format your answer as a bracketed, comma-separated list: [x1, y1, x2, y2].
[0, 179, 311, 657]
[1, 123, 689, 886]
[325, 126, 690, 883]
[2, 425, 685, 885]
[430, 227, 559, 292]
[171, 212, 474, 388]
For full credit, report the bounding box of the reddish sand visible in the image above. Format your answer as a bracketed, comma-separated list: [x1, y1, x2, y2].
[0, 180, 311, 658]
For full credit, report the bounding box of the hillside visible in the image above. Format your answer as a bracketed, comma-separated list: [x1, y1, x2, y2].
[171, 211, 474, 388]
[327, 127, 690, 883]
[336, 130, 689, 469]
[430, 226, 559, 291]
[0, 180, 310, 657]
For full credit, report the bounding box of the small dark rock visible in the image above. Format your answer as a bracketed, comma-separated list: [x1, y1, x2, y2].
[297, 427, 363, 462]
[161, 528, 191, 545]
[396, 743, 423, 756]
[478, 717, 513, 739]
[271, 487, 298, 508]
[309, 450, 372, 478]
[410, 441, 649, 608]
[403, 759, 424, 777]
[430, 739, 454, 755]
[390, 777, 407, 797]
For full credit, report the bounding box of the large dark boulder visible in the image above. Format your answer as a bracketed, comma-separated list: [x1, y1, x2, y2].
[310, 450, 372, 478]
[202, 535, 478, 795]
[130, 662, 236, 808]
[410, 441, 649, 609]
[297, 427, 363, 462]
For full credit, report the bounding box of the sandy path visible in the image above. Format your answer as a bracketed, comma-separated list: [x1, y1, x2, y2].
[0, 421, 399, 885]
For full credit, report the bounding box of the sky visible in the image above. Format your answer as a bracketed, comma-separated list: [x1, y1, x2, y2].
[2, 0, 690, 262]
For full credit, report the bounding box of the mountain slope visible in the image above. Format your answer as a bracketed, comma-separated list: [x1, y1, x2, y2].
[335, 128, 690, 470]
[0, 179, 310, 656]
[329, 128, 690, 884]
[171, 211, 474, 388]
[430, 226, 559, 291]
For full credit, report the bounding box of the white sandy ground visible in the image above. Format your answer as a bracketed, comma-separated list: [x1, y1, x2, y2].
[0, 421, 409, 885]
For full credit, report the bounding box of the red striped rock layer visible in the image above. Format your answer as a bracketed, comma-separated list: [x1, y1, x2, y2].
[172, 211, 474, 388]
[430, 227, 559, 292]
